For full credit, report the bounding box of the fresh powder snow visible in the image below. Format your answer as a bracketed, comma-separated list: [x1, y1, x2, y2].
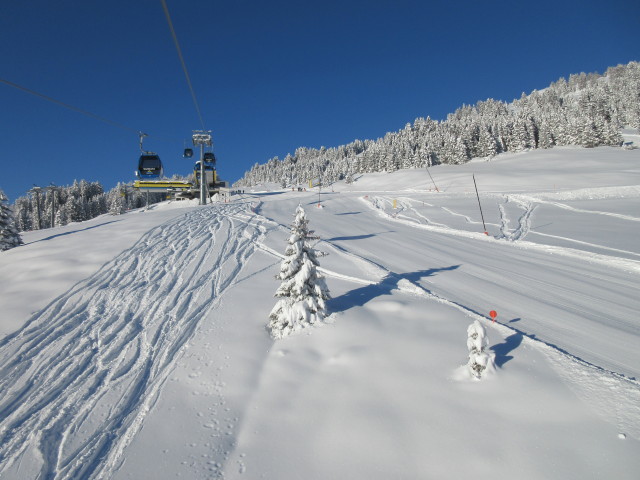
[0, 144, 639, 479]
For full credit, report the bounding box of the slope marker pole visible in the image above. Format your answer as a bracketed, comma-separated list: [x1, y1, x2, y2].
[426, 166, 439, 192]
[472, 174, 488, 235]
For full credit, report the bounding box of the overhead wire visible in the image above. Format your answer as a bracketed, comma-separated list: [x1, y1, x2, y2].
[160, 0, 207, 131]
[0, 77, 140, 135]
[0, 77, 185, 147]
[2, 3, 202, 143]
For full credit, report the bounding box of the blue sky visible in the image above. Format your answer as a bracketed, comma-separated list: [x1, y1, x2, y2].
[1, 0, 638, 202]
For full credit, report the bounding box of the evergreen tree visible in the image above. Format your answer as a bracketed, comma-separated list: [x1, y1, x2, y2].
[478, 126, 498, 158]
[29, 188, 43, 230]
[108, 183, 127, 215]
[14, 197, 32, 231]
[268, 205, 330, 339]
[66, 196, 84, 223]
[55, 203, 68, 227]
[0, 190, 23, 251]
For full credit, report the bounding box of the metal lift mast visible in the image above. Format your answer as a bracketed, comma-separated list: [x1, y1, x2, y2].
[192, 130, 212, 205]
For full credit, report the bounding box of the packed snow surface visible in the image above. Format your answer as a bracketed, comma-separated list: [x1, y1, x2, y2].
[0, 145, 639, 479]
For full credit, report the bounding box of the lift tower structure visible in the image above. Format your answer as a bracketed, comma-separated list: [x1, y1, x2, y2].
[192, 130, 212, 205]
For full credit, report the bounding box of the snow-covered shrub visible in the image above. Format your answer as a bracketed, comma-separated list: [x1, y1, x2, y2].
[0, 190, 23, 251]
[467, 320, 496, 379]
[268, 205, 330, 339]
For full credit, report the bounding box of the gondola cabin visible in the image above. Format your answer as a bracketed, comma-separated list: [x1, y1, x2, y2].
[193, 159, 217, 188]
[203, 152, 216, 164]
[138, 154, 163, 179]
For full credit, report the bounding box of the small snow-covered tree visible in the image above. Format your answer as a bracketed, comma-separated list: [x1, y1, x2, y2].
[0, 190, 23, 251]
[467, 320, 495, 379]
[109, 184, 127, 215]
[268, 205, 330, 339]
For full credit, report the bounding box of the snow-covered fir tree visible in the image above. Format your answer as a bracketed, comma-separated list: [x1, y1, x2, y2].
[108, 183, 128, 215]
[0, 190, 23, 251]
[466, 320, 496, 379]
[268, 205, 330, 339]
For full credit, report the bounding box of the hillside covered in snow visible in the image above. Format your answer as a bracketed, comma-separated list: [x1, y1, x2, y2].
[0, 143, 639, 479]
[236, 62, 640, 189]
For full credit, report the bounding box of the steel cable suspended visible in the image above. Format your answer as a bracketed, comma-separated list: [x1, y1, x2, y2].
[0, 77, 141, 135]
[160, 0, 207, 131]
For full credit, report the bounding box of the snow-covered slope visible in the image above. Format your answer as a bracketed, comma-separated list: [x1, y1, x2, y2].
[0, 145, 639, 479]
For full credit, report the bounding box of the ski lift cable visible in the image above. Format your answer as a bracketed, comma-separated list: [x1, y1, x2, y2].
[0, 77, 181, 144]
[160, 0, 207, 131]
[0, 77, 140, 135]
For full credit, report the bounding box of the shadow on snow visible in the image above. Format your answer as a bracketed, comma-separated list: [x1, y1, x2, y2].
[327, 233, 381, 241]
[25, 220, 123, 245]
[491, 332, 524, 367]
[327, 265, 460, 314]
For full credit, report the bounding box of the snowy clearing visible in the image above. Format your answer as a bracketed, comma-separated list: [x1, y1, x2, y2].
[0, 145, 639, 479]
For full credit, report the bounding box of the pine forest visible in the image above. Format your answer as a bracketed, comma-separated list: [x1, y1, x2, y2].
[235, 62, 640, 188]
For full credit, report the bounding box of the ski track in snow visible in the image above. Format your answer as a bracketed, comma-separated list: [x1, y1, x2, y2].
[513, 190, 640, 223]
[365, 191, 640, 262]
[0, 203, 269, 480]
[362, 194, 640, 274]
[497, 195, 536, 242]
